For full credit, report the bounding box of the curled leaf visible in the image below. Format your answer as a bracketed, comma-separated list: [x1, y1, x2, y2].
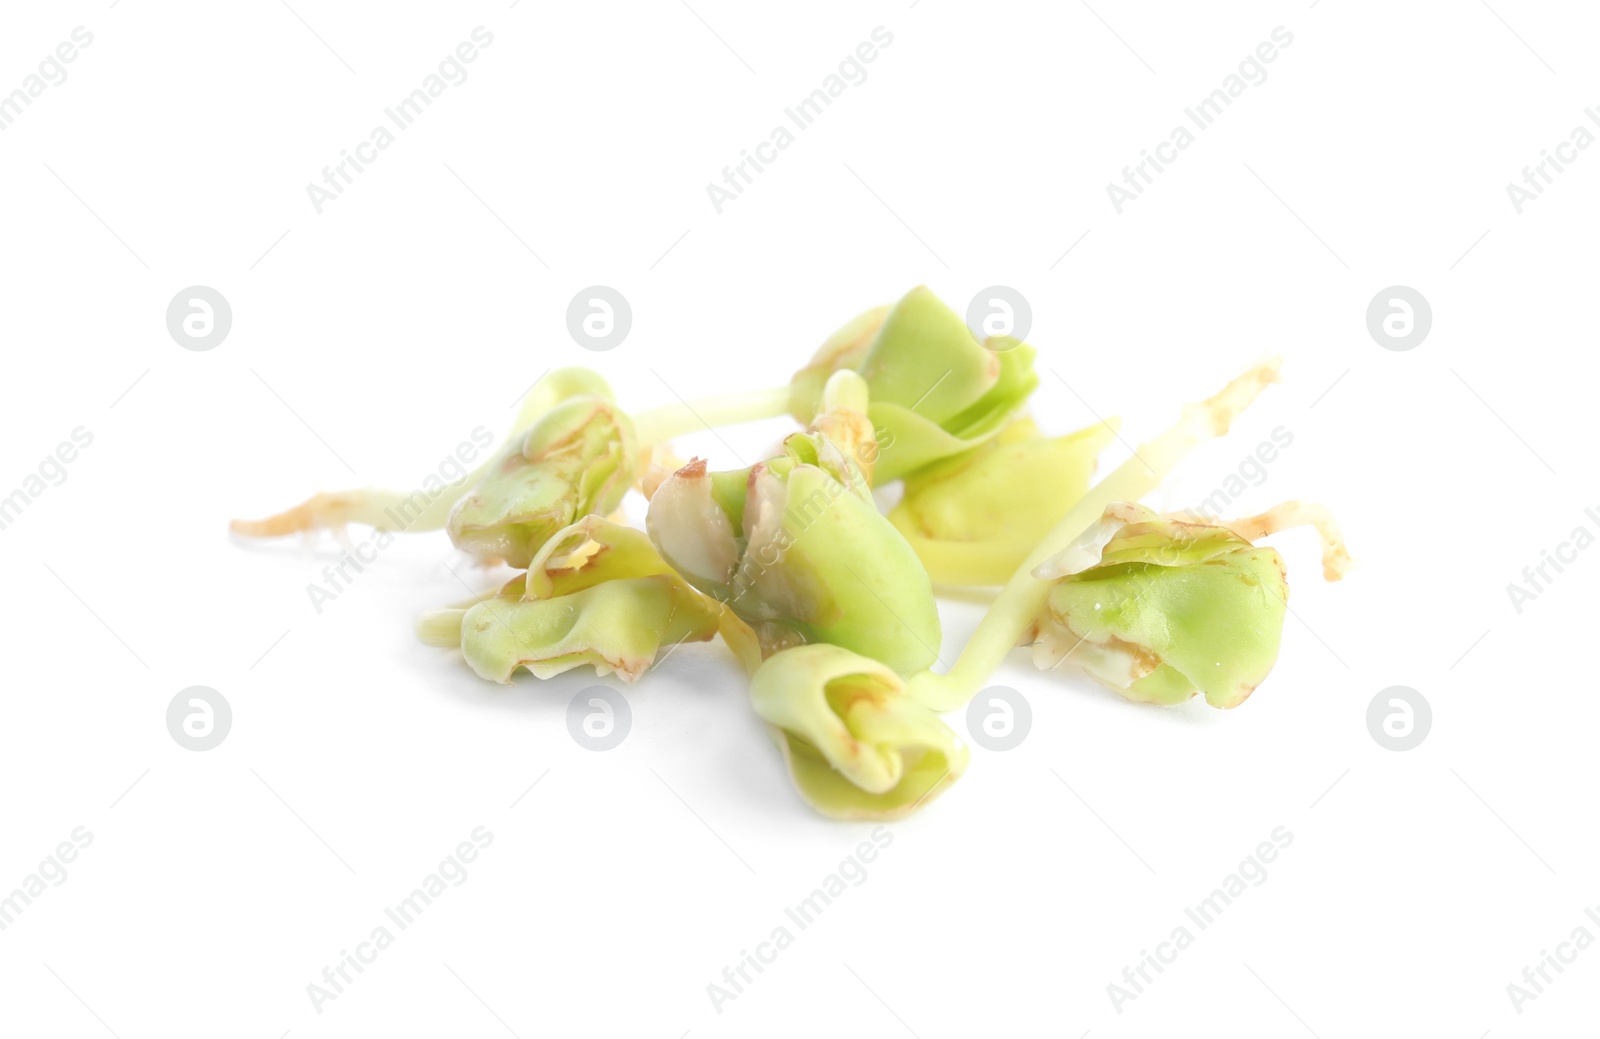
[749, 644, 968, 819]
[789, 286, 1039, 482]
[459, 577, 720, 684]
[426, 516, 727, 684]
[787, 304, 890, 417]
[525, 514, 764, 674]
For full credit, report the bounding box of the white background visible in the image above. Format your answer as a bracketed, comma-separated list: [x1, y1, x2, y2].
[0, 1, 1592, 1035]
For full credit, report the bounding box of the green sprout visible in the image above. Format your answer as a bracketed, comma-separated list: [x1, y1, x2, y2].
[231, 281, 1347, 823]
[903, 358, 1287, 712]
[231, 367, 619, 543]
[646, 371, 942, 674]
[789, 286, 1040, 482]
[1028, 501, 1348, 707]
[444, 394, 635, 568]
[231, 366, 794, 554]
[748, 644, 968, 819]
[732, 358, 1296, 815]
[417, 515, 729, 683]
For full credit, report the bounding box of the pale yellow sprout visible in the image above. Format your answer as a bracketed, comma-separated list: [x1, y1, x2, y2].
[889, 417, 1119, 586]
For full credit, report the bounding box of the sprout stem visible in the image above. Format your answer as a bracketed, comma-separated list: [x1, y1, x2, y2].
[906, 357, 1284, 712]
[1224, 501, 1351, 582]
[230, 489, 447, 538]
[233, 382, 795, 540]
[416, 608, 467, 648]
[631, 385, 793, 447]
[229, 377, 570, 539]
